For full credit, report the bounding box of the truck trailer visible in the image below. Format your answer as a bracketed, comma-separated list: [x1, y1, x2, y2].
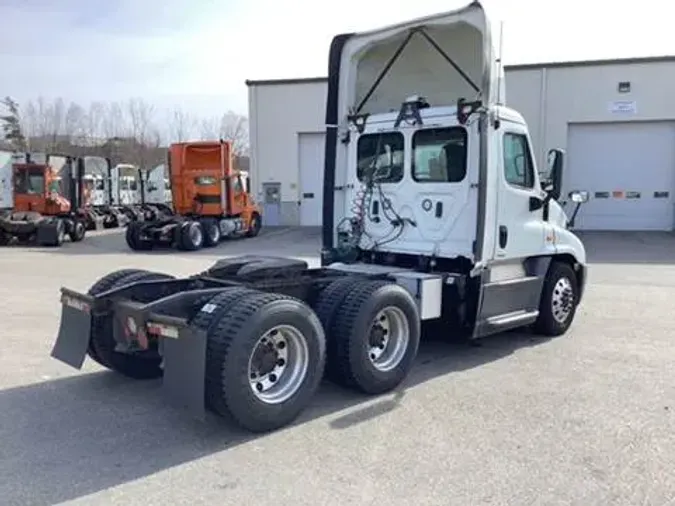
[50, 1, 589, 433]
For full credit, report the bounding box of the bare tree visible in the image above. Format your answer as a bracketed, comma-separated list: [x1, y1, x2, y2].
[64, 102, 86, 144]
[169, 107, 195, 142]
[83, 101, 105, 147]
[199, 111, 249, 156]
[219, 111, 249, 156]
[199, 117, 220, 140]
[101, 101, 127, 141]
[126, 98, 160, 169]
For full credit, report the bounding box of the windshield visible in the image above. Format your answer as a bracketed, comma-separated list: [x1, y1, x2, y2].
[357, 132, 404, 183]
[14, 168, 46, 195]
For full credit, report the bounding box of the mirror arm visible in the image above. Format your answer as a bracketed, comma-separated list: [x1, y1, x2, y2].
[567, 202, 582, 228]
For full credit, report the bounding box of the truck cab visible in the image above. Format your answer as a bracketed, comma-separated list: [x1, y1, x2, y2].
[12, 162, 71, 214]
[322, 0, 588, 337]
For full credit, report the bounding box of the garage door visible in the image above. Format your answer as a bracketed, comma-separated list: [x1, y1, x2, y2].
[298, 132, 325, 227]
[565, 122, 675, 231]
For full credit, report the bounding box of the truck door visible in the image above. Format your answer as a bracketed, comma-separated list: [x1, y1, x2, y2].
[493, 125, 547, 262]
[472, 124, 549, 338]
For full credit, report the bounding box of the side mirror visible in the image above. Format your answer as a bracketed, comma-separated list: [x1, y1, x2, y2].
[541, 148, 564, 200]
[569, 190, 589, 203]
[566, 190, 589, 229]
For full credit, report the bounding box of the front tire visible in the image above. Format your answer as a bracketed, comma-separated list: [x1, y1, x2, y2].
[69, 219, 86, 242]
[533, 261, 579, 336]
[246, 213, 261, 237]
[205, 292, 326, 432]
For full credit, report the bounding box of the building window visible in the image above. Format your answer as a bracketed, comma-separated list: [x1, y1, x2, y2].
[356, 132, 404, 183]
[412, 127, 467, 183]
[503, 133, 535, 189]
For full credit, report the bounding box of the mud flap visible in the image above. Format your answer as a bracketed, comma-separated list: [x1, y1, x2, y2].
[50, 300, 93, 369]
[160, 321, 208, 420]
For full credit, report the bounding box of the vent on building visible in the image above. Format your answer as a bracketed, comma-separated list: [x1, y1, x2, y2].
[618, 81, 631, 93]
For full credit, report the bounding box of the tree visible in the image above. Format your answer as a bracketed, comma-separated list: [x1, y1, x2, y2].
[220, 111, 249, 156]
[199, 111, 249, 156]
[0, 96, 27, 151]
[168, 107, 195, 142]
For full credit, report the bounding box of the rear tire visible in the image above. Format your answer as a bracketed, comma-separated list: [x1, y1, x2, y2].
[201, 218, 221, 247]
[86, 269, 150, 367]
[37, 219, 65, 247]
[178, 220, 204, 251]
[533, 261, 579, 337]
[125, 222, 153, 251]
[88, 269, 175, 379]
[205, 292, 326, 432]
[330, 280, 421, 394]
[312, 276, 368, 380]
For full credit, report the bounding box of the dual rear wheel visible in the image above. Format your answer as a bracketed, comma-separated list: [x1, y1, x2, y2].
[84, 269, 420, 433]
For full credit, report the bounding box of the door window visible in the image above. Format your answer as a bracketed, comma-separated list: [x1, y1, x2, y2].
[503, 133, 535, 189]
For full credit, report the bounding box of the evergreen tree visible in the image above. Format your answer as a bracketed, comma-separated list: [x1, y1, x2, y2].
[0, 96, 27, 150]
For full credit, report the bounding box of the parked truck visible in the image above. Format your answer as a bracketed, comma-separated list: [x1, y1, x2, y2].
[124, 140, 261, 251]
[0, 153, 88, 246]
[79, 156, 130, 230]
[139, 162, 174, 218]
[50, 1, 588, 433]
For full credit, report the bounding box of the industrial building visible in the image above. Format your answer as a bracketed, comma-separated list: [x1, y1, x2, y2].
[247, 55, 675, 231]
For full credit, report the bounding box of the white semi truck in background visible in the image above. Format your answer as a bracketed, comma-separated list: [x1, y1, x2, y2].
[51, 1, 589, 433]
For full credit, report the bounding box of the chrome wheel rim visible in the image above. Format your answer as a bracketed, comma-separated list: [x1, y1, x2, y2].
[209, 223, 220, 242]
[248, 325, 309, 404]
[189, 223, 203, 246]
[552, 276, 575, 323]
[368, 306, 409, 372]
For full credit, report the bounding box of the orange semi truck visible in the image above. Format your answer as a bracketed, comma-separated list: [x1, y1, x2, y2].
[0, 155, 87, 246]
[125, 140, 261, 251]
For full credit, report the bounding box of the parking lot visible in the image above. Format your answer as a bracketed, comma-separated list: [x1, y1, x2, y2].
[1, 228, 674, 506]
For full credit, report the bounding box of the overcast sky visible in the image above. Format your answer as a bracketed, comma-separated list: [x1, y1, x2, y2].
[1, 0, 673, 119]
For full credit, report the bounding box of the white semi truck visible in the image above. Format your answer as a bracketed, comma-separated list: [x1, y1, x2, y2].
[51, 1, 588, 433]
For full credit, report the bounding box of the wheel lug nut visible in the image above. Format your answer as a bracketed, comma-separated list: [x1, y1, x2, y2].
[277, 358, 285, 367]
[256, 383, 263, 391]
[277, 341, 286, 350]
[269, 374, 277, 383]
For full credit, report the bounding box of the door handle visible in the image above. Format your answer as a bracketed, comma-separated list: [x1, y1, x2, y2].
[499, 225, 508, 248]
